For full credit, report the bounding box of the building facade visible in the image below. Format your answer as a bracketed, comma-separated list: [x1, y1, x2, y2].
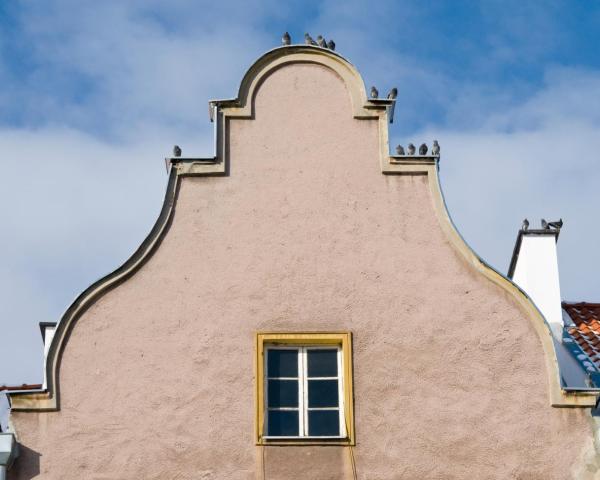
[5, 45, 600, 479]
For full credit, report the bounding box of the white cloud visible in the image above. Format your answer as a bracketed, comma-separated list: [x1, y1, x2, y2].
[422, 69, 600, 301]
[0, 1, 279, 138]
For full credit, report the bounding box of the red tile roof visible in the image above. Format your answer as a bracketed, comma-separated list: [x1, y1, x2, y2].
[0, 384, 42, 392]
[563, 302, 600, 369]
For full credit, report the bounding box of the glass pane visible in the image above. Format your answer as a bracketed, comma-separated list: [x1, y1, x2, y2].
[267, 349, 298, 377]
[308, 410, 340, 437]
[307, 349, 338, 377]
[268, 380, 298, 407]
[308, 380, 339, 408]
[268, 410, 299, 436]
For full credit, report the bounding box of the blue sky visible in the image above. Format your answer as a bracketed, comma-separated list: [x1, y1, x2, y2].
[1, 0, 600, 384]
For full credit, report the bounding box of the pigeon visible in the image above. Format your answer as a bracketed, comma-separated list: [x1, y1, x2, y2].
[548, 219, 563, 230]
[327, 39, 336, 50]
[173, 145, 182, 157]
[419, 143, 428, 155]
[395, 145, 405, 155]
[387, 88, 398, 100]
[317, 35, 327, 48]
[282, 32, 291, 46]
[431, 140, 440, 156]
[541, 218, 549, 229]
[305, 33, 317, 45]
[522, 218, 529, 231]
[370, 86, 379, 99]
[407, 143, 416, 155]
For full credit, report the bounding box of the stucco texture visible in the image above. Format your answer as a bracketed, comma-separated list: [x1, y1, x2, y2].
[10, 60, 594, 479]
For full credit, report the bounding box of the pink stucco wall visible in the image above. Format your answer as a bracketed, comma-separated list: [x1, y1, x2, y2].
[10, 61, 594, 479]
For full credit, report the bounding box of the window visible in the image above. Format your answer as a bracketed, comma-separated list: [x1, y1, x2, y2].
[266, 346, 343, 438]
[255, 333, 354, 445]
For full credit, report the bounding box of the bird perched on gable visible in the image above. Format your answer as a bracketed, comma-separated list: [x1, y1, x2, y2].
[173, 145, 182, 157]
[407, 143, 416, 155]
[548, 219, 563, 230]
[431, 140, 440, 156]
[370, 86, 379, 99]
[541, 218, 549, 229]
[282, 32, 291, 46]
[395, 145, 405, 155]
[327, 39, 335, 50]
[387, 88, 398, 100]
[305, 33, 317, 45]
[317, 35, 327, 48]
[419, 143, 428, 155]
[522, 218, 529, 231]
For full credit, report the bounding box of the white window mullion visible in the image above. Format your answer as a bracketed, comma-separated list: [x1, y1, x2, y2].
[303, 346, 309, 437]
[337, 347, 345, 437]
[298, 347, 306, 436]
[264, 348, 269, 436]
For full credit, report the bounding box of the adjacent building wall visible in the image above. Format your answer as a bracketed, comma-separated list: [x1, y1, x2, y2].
[0, 395, 9, 433]
[9, 60, 594, 479]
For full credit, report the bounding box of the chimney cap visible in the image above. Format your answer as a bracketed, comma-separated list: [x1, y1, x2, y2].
[39, 322, 57, 343]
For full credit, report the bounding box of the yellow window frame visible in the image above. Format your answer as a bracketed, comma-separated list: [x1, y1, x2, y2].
[255, 332, 354, 445]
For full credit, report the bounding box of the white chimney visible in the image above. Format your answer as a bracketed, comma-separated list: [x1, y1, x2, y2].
[508, 221, 564, 339]
[39, 322, 57, 390]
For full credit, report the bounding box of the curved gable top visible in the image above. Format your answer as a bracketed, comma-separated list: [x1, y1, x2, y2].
[211, 45, 389, 119]
[179, 45, 401, 177]
[9, 45, 597, 411]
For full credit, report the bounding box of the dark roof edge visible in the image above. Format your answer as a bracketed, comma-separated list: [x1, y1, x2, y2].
[563, 301, 600, 308]
[0, 384, 43, 392]
[507, 228, 560, 279]
[561, 387, 600, 393]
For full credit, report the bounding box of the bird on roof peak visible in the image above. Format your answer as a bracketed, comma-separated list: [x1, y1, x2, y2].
[304, 33, 317, 45]
[387, 88, 398, 99]
[282, 32, 291, 46]
[370, 86, 379, 99]
[548, 218, 563, 230]
[317, 35, 327, 48]
[173, 145, 182, 157]
[327, 39, 336, 51]
[522, 218, 529, 231]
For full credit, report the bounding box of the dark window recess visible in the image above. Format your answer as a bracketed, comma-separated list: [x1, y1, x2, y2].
[268, 410, 299, 436]
[307, 349, 338, 377]
[268, 349, 298, 377]
[308, 410, 340, 436]
[268, 379, 299, 408]
[308, 380, 339, 408]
